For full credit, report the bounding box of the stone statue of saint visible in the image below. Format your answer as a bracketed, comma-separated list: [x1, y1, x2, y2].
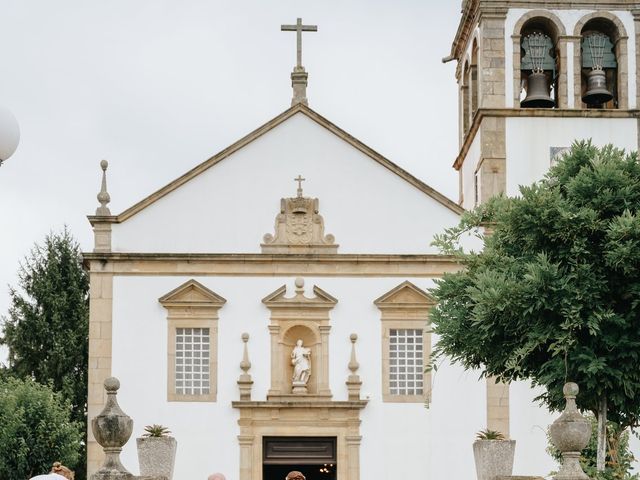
[291, 339, 311, 385]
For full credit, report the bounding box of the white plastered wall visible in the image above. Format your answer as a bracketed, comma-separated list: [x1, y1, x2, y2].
[111, 276, 488, 480]
[111, 274, 560, 480]
[506, 116, 638, 196]
[461, 133, 481, 211]
[110, 113, 460, 254]
[505, 9, 637, 109]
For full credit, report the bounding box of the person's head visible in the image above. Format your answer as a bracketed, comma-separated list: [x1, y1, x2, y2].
[296, 339, 303, 347]
[286, 471, 306, 480]
[51, 462, 74, 480]
[207, 474, 226, 480]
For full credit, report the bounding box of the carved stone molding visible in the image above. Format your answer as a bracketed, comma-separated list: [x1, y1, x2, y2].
[261, 183, 338, 254]
[262, 278, 337, 401]
[159, 279, 226, 402]
[374, 281, 434, 403]
[232, 400, 367, 480]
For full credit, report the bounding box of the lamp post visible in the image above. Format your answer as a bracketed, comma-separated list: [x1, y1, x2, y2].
[0, 106, 20, 166]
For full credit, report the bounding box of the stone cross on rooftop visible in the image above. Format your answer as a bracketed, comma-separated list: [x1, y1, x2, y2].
[281, 18, 317, 69]
[294, 175, 305, 197]
[281, 18, 317, 106]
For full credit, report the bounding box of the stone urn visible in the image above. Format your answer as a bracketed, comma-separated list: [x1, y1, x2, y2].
[91, 377, 134, 479]
[136, 435, 177, 480]
[549, 382, 591, 480]
[473, 438, 516, 480]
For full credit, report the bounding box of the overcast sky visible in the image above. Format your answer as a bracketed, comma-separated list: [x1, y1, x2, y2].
[0, 1, 462, 342]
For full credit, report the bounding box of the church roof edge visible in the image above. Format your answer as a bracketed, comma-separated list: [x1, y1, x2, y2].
[101, 103, 463, 223]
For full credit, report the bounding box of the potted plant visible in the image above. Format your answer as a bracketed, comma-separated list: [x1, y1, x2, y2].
[472, 429, 515, 480]
[136, 424, 177, 480]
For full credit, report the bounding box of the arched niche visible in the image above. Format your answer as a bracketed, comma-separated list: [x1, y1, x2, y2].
[282, 324, 319, 394]
[573, 12, 628, 109]
[512, 10, 567, 107]
[262, 278, 337, 400]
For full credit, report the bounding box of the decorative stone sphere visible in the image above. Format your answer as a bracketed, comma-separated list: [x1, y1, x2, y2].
[0, 107, 20, 162]
[241, 332, 249, 342]
[350, 333, 358, 342]
[104, 376, 120, 392]
[100, 159, 109, 171]
[295, 277, 305, 288]
[563, 382, 579, 397]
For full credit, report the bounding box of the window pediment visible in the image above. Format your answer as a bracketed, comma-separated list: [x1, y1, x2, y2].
[159, 279, 226, 309]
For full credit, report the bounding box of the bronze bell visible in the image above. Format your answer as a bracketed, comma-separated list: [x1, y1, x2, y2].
[521, 71, 555, 108]
[583, 69, 613, 106]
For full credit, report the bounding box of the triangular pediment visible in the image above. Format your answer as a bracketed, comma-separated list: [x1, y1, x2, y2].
[90, 104, 462, 226]
[262, 280, 338, 307]
[374, 281, 435, 308]
[159, 279, 226, 307]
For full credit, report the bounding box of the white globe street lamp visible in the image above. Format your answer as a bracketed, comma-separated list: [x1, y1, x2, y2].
[0, 107, 20, 166]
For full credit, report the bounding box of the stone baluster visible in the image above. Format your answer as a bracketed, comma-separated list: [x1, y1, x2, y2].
[91, 377, 134, 480]
[238, 333, 253, 400]
[549, 382, 591, 480]
[346, 333, 362, 401]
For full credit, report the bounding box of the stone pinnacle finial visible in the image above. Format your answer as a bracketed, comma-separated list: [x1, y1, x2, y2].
[346, 333, 362, 401]
[549, 382, 591, 480]
[96, 160, 111, 216]
[348, 333, 360, 374]
[238, 333, 253, 400]
[281, 18, 317, 106]
[91, 376, 133, 479]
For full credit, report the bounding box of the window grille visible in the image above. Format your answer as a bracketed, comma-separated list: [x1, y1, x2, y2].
[389, 328, 423, 396]
[175, 327, 210, 395]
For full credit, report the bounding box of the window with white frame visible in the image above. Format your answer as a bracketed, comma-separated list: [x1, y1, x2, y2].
[175, 327, 211, 396]
[389, 328, 424, 396]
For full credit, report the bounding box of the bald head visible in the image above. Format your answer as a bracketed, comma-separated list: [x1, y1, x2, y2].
[208, 474, 226, 480]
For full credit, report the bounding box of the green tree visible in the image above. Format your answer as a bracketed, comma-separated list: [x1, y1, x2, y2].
[430, 142, 640, 472]
[0, 377, 83, 480]
[1, 228, 89, 478]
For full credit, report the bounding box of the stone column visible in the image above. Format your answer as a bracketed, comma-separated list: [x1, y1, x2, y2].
[238, 435, 255, 480]
[345, 435, 362, 480]
[512, 34, 522, 107]
[268, 325, 281, 396]
[557, 37, 570, 108]
[487, 376, 510, 437]
[479, 11, 507, 108]
[87, 266, 114, 477]
[318, 325, 332, 396]
[616, 36, 630, 109]
[634, 11, 640, 109]
[479, 116, 507, 202]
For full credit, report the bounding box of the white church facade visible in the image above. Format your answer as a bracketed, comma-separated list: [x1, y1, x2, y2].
[86, 1, 640, 479]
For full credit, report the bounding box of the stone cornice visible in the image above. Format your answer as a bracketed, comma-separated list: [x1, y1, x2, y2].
[232, 400, 368, 409]
[82, 253, 461, 277]
[453, 108, 640, 170]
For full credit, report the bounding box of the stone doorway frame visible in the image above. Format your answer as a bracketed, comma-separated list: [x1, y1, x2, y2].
[232, 400, 366, 480]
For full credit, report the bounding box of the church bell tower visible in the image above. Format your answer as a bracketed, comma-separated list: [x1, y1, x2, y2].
[448, 0, 640, 210]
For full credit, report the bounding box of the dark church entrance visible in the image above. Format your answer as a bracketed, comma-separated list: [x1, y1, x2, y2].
[263, 436, 337, 480]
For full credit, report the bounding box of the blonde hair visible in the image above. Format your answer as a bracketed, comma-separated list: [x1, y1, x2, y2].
[51, 462, 74, 480]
